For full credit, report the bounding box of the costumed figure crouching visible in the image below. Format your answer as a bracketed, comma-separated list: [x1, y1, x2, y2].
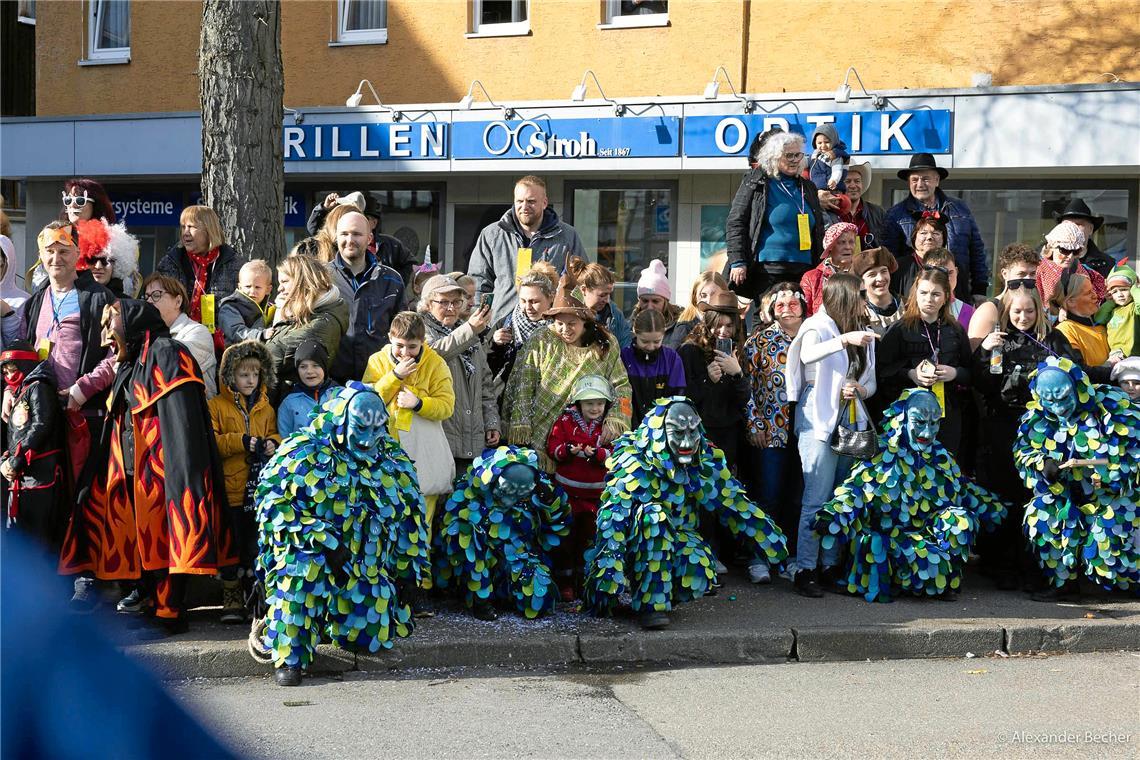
[1013, 357, 1140, 601]
[584, 397, 788, 630]
[435, 446, 571, 621]
[813, 388, 1007, 602]
[252, 383, 430, 687]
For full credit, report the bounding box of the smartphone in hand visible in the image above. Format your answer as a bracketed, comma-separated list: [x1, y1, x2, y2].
[480, 293, 494, 310]
[715, 338, 734, 356]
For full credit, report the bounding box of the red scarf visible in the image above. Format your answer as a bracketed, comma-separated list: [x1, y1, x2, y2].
[186, 247, 220, 322]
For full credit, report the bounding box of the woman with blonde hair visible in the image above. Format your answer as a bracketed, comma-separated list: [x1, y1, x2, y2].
[156, 205, 242, 351]
[266, 250, 350, 385]
[672, 271, 729, 348]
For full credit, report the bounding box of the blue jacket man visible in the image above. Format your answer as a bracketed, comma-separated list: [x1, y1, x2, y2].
[881, 153, 989, 300]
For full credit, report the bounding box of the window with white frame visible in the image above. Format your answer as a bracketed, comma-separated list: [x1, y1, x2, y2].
[17, 0, 35, 25]
[469, 0, 529, 37]
[87, 0, 130, 61]
[601, 0, 668, 28]
[337, 0, 387, 44]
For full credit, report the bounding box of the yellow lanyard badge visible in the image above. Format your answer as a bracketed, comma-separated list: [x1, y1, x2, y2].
[200, 294, 216, 333]
[516, 247, 533, 279]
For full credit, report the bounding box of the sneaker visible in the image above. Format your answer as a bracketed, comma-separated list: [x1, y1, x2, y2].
[274, 666, 303, 687]
[639, 610, 671, 630]
[748, 562, 772, 584]
[713, 558, 729, 575]
[220, 581, 246, 624]
[116, 588, 145, 614]
[1031, 579, 1080, 603]
[794, 568, 824, 598]
[69, 577, 100, 614]
[472, 602, 498, 621]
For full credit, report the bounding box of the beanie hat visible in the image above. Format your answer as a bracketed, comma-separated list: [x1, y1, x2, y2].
[1105, 259, 1136, 288]
[636, 259, 671, 300]
[294, 339, 330, 371]
[1044, 220, 1087, 250]
[1110, 356, 1140, 384]
[823, 222, 858, 258]
[811, 123, 841, 149]
[852, 246, 898, 278]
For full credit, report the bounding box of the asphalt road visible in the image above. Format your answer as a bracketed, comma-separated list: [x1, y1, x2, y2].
[171, 652, 1139, 759]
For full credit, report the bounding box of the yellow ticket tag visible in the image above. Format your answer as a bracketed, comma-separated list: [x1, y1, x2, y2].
[797, 214, 811, 251]
[854, 235, 862, 255]
[516, 247, 533, 279]
[396, 407, 413, 432]
[200, 294, 217, 333]
[932, 381, 947, 418]
[849, 400, 858, 425]
[36, 338, 52, 360]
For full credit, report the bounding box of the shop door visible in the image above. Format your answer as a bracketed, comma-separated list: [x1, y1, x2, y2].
[566, 182, 675, 316]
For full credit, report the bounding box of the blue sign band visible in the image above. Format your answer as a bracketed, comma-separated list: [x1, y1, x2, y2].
[683, 110, 953, 157]
[283, 123, 449, 161]
[452, 116, 680, 160]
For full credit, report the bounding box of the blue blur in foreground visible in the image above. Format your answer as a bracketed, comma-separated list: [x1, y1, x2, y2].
[0, 535, 239, 760]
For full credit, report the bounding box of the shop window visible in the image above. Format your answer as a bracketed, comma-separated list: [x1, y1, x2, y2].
[468, 0, 529, 37]
[314, 187, 443, 267]
[455, 204, 509, 274]
[600, 0, 668, 29]
[886, 182, 1133, 290]
[85, 0, 130, 64]
[336, 0, 387, 45]
[568, 183, 675, 315]
[17, 0, 35, 25]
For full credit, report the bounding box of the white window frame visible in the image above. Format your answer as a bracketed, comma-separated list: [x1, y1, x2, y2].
[84, 0, 131, 65]
[17, 0, 35, 25]
[334, 0, 388, 46]
[599, 0, 669, 29]
[466, 0, 530, 39]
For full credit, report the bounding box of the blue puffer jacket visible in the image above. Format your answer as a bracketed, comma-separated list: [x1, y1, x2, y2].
[881, 190, 989, 299]
[276, 379, 342, 438]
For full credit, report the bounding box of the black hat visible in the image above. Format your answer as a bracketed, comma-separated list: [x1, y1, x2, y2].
[294, 339, 330, 371]
[897, 152, 949, 181]
[1053, 198, 1104, 231]
[361, 193, 383, 223]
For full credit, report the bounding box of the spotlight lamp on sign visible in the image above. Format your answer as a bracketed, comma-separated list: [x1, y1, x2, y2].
[458, 79, 516, 121]
[702, 66, 755, 114]
[834, 67, 886, 110]
[570, 69, 627, 117]
[283, 107, 304, 125]
[345, 79, 404, 122]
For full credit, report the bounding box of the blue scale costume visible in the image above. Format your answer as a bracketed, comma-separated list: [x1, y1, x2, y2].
[1013, 357, 1140, 592]
[583, 397, 788, 615]
[255, 386, 430, 670]
[813, 388, 1008, 602]
[435, 446, 571, 618]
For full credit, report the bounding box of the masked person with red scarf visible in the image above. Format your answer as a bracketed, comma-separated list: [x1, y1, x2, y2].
[1, 340, 67, 551]
[59, 300, 235, 636]
[156, 205, 241, 354]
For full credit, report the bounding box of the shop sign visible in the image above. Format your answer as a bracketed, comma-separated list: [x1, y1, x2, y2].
[172, 192, 308, 228]
[111, 192, 183, 226]
[683, 110, 953, 157]
[283, 123, 448, 161]
[452, 117, 680, 160]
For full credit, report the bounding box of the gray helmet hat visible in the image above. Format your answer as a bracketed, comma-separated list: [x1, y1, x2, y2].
[570, 374, 615, 404]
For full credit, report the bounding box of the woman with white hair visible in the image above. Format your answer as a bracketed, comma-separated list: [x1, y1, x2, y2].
[725, 128, 826, 299]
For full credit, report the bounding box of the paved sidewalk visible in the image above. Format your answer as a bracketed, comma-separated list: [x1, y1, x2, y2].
[106, 571, 1140, 680]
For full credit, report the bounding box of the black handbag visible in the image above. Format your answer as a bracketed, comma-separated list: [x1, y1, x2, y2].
[830, 397, 878, 460]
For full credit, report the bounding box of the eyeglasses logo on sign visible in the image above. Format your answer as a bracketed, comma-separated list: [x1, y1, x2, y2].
[482, 120, 599, 158]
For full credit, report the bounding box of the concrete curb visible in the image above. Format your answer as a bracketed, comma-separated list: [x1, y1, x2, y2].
[124, 619, 1139, 680]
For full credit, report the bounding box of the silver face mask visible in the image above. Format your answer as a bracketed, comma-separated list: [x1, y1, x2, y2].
[664, 402, 703, 466]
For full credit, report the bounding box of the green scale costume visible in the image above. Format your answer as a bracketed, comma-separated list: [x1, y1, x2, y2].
[435, 446, 571, 618]
[813, 388, 1008, 603]
[1013, 357, 1140, 592]
[584, 397, 789, 616]
[255, 384, 430, 670]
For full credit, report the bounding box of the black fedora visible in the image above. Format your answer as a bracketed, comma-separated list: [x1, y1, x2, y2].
[1052, 198, 1104, 231]
[897, 152, 949, 180]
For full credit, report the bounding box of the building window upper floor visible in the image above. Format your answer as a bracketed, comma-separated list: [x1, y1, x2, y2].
[467, 0, 529, 38]
[82, 0, 131, 65]
[335, 0, 387, 45]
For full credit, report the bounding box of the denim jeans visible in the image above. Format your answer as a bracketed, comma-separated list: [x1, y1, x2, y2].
[794, 389, 855, 571]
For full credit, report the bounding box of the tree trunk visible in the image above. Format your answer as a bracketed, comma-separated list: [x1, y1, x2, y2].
[199, 0, 284, 267]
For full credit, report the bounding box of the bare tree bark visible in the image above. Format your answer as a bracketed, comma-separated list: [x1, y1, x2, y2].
[199, 0, 284, 267]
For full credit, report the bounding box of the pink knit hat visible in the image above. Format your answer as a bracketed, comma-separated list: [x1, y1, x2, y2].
[637, 259, 672, 299]
[823, 222, 858, 257]
[1044, 220, 1087, 250]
